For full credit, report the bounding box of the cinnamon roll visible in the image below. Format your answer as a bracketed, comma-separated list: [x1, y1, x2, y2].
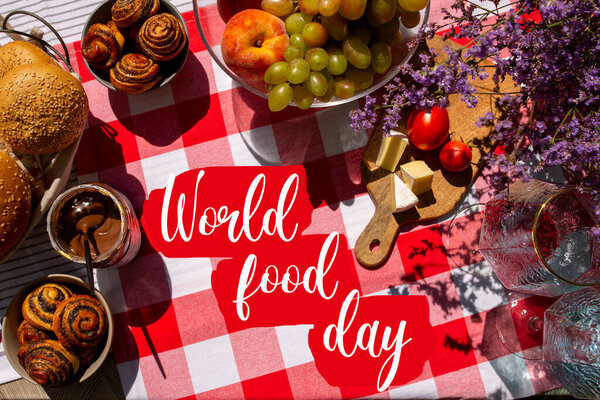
[53, 295, 107, 350]
[137, 13, 187, 62]
[74, 345, 99, 366]
[20, 340, 79, 387]
[22, 284, 74, 331]
[82, 21, 126, 70]
[16, 320, 51, 346]
[109, 53, 162, 94]
[112, 0, 160, 28]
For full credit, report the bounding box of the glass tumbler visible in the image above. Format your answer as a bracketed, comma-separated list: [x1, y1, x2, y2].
[543, 287, 600, 399]
[479, 179, 600, 296]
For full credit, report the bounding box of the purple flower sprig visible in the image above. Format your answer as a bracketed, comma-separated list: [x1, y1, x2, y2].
[351, 0, 600, 220]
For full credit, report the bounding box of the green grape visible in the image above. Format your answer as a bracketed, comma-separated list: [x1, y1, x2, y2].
[302, 22, 328, 47]
[284, 45, 304, 62]
[264, 61, 289, 84]
[400, 10, 421, 28]
[321, 14, 349, 42]
[370, 0, 397, 25]
[326, 47, 348, 75]
[377, 17, 401, 43]
[318, 0, 341, 16]
[344, 66, 374, 90]
[293, 85, 315, 109]
[299, 0, 319, 15]
[370, 42, 392, 74]
[285, 13, 308, 34]
[305, 71, 328, 96]
[316, 81, 334, 102]
[353, 28, 371, 45]
[287, 58, 311, 84]
[339, 0, 367, 20]
[397, 0, 428, 12]
[289, 33, 308, 53]
[261, 0, 294, 17]
[305, 48, 329, 71]
[268, 83, 293, 111]
[332, 78, 355, 98]
[342, 35, 371, 69]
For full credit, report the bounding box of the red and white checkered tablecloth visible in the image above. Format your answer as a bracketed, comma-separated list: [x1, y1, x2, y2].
[67, 2, 562, 399]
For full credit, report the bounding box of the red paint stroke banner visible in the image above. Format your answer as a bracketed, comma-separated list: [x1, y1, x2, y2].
[142, 166, 434, 393]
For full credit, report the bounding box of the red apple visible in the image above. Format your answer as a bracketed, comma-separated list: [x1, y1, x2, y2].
[221, 9, 289, 91]
[217, 0, 262, 23]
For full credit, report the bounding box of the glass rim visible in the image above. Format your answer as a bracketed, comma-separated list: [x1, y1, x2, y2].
[532, 187, 600, 287]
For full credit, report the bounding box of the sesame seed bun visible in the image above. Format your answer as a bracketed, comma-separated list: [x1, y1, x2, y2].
[0, 150, 31, 258]
[0, 63, 89, 154]
[0, 41, 56, 79]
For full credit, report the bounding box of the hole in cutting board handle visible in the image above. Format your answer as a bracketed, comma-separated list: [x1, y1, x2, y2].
[369, 239, 380, 252]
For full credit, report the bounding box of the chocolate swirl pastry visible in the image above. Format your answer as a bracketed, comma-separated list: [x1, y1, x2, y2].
[112, 0, 160, 28]
[82, 21, 126, 69]
[137, 13, 187, 62]
[22, 284, 74, 331]
[16, 320, 51, 346]
[109, 53, 162, 94]
[74, 345, 99, 366]
[53, 295, 107, 350]
[19, 340, 79, 387]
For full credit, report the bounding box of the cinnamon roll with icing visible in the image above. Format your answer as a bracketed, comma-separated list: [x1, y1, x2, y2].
[82, 21, 126, 69]
[22, 283, 74, 331]
[111, 0, 160, 28]
[53, 295, 107, 350]
[109, 53, 162, 94]
[137, 13, 187, 62]
[19, 340, 79, 387]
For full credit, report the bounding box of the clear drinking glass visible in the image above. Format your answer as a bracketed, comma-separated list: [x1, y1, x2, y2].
[543, 287, 600, 399]
[479, 179, 600, 297]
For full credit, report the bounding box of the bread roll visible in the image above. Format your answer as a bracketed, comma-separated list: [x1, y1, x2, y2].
[0, 150, 31, 258]
[0, 63, 89, 154]
[0, 41, 56, 79]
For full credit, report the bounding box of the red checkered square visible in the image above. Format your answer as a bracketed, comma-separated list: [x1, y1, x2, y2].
[428, 317, 478, 377]
[177, 94, 228, 147]
[170, 51, 217, 103]
[433, 365, 486, 398]
[111, 311, 139, 364]
[184, 136, 235, 169]
[353, 246, 405, 296]
[218, 87, 271, 135]
[139, 348, 195, 400]
[132, 106, 185, 159]
[183, 13, 206, 54]
[303, 204, 346, 237]
[327, 149, 367, 203]
[408, 271, 464, 326]
[73, 42, 95, 84]
[465, 306, 516, 364]
[397, 225, 450, 281]
[97, 161, 147, 213]
[195, 383, 245, 400]
[271, 115, 326, 165]
[240, 370, 293, 400]
[194, 5, 226, 49]
[84, 79, 131, 126]
[439, 210, 485, 269]
[229, 328, 286, 381]
[339, 385, 389, 399]
[119, 253, 172, 309]
[172, 290, 229, 346]
[304, 159, 339, 208]
[81, 118, 141, 171]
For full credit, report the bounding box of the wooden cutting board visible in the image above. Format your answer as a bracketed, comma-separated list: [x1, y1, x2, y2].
[355, 36, 514, 269]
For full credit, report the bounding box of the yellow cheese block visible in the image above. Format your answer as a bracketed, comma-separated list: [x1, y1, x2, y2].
[375, 130, 409, 172]
[400, 160, 434, 196]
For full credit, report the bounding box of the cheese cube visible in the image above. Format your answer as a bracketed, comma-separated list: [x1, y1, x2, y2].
[375, 130, 409, 172]
[400, 160, 434, 196]
[393, 173, 419, 213]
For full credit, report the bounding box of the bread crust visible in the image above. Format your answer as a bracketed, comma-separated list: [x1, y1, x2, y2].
[0, 150, 31, 257]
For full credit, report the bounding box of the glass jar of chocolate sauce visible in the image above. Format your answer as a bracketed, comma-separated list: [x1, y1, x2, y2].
[47, 183, 141, 268]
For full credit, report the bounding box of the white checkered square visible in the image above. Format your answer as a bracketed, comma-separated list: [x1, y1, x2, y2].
[140, 148, 190, 193]
[96, 266, 127, 314]
[162, 256, 213, 299]
[388, 378, 439, 399]
[339, 194, 375, 249]
[184, 334, 241, 394]
[450, 261, 506, 317]
[275, 324, 314, 368]
[478, 354, 535, 399]
[228, 126, 281, 166]
[128, 84, 175, 116]
[210, 45, 240, 93]
[316, 101, 368, 157]
[117, 359, 148, 400]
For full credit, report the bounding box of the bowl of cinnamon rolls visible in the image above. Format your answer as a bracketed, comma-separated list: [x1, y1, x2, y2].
[81, 0, 189, 95]
[2, 274, 113, 387]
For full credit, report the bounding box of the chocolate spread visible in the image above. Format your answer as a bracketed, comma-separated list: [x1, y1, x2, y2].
[57, 192, 122, 258]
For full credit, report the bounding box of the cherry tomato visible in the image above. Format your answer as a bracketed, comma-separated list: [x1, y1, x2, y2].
[407, 106, 450, 151]
[439, 141, 472, 172]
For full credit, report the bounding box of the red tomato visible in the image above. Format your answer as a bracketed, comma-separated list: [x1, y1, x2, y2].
[407, 107, 450, 151]
[439, 141, 473, 172]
